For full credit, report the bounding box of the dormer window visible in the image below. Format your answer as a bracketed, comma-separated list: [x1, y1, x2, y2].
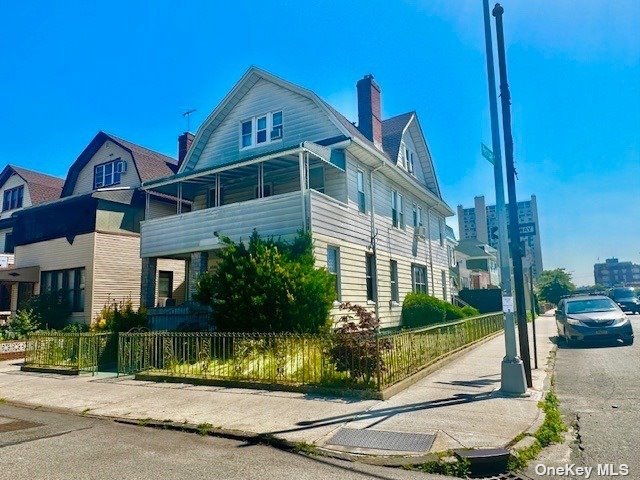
[94, 159, 127, 189]
[240, 111, 283, 149]
[2, 185, 24, 211]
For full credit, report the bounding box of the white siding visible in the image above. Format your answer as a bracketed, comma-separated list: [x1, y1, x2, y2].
[14, 233, 95, 324]
[71, 142, 139, 195]
[191, 79, 343, 171]
[0, 174, 32, 220]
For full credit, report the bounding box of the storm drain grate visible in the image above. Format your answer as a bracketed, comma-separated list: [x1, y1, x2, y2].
[327, 428, 435, 452]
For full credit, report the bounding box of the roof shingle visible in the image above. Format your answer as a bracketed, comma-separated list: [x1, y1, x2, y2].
[2, 165, 64, 205]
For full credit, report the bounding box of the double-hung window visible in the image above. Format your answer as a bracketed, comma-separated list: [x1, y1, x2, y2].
[390, 260, 399, 303]
[405, 147, 415, 174]
[327, 246, 341, 301]
[357, 170, 366, 213]
[2, 185, 24, 211]
[392, 190, 404, 229]
[365, 253, 376, 301]
[94, 159, 126, 189]
[240, 111, 283, 149]
[412, 264, 427, 294]
[439, 218, 445, 246]
[412, 204, 423, 228]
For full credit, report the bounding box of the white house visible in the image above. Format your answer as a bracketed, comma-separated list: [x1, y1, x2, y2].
[139, 67, 454, 328]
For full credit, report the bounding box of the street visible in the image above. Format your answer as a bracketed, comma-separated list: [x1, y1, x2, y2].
[0, 404, 450, 480]
[529, 312, 639, 479]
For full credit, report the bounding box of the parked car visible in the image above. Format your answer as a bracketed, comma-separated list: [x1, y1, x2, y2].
[556, 295, 634, 346]
[608, 287, 640, 314]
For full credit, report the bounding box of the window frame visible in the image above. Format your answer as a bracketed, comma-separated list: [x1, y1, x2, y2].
[390, 260, 399, 303]
[239, 111, 284, 150]
[327, 246, 341, 301]
[366, 253, 376, 302]
[158, 270, 174, 299]
[40, 267, 85, 313]
[411, 264, 428, 294]
[2, 185, 24, 211]
[357, 170, 366, 213]
[94, 159, 125, 189]
[392, 190, 405, 229]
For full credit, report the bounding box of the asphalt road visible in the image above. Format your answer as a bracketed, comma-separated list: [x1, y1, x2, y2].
[0, 404, 451, 480]
[539, 313, 639, 479]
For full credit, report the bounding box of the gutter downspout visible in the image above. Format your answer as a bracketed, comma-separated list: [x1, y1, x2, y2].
[370, 161, 385, 325]
[426, 207, 435, 296]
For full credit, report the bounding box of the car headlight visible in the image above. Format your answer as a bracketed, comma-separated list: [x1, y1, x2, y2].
[614, 316, 630, 325]
[566, 317, 581, 325]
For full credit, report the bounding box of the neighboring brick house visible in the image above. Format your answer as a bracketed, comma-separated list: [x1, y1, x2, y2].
[139, 67, 454, 328]
[4, 132, 186, 324]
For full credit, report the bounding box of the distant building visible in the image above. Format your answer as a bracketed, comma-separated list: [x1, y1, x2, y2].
[457, 194, 543, 280]
[454, 238, 500, 290]
[594, 258, 640, 287]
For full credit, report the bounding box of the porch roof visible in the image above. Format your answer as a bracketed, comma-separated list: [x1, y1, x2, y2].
[141, 141, 345, 200]
[0, 266, 40, 283]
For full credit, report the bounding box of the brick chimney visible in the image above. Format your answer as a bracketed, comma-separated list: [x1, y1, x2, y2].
[178, 132, 194, 168]
[356, 74, 383, 150]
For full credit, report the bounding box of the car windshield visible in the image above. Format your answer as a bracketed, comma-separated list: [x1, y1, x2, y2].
[611, 289, 637, 300]
[567, 298, 618, 314]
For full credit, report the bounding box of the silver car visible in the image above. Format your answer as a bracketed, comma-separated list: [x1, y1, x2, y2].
[556, 295, 634, 346]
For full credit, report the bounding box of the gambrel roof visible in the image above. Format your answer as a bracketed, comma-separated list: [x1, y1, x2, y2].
[0, 165, 64, 205]
[61, 131, 178, 197]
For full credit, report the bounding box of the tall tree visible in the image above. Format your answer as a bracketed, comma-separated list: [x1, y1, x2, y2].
[536, 269, 576, 305]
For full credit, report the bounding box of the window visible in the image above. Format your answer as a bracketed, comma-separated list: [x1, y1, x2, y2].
[309, 165, 325, 193]
[3, 185, 24, 211]
[412, 204, 423, 228]
[4, 233, 14, 254]
[438, 218, 444, 246]
[207, 186, 224, 208]
[392, 190, 404, 229]
[405, 147, 415, 174]
[40, 267, 85, 312]
[240, 111, 283, 149]
[442, 271, 448, 301]
[327, 246, 341, 301]
[390, 260, 399, 303]
[158, 271, 174, 299]
[94, 159, 126, 189]
[357, 170, 366, 213]
[366, 253, 376, 301]
[412, 264, 427, 293]
[254, 183, 273, 198]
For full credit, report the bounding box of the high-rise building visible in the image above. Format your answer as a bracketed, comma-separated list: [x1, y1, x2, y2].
[594, 258, 640, 287]
[457, 194, 543, 280]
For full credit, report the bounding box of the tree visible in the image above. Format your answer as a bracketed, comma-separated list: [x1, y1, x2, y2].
[536, 269, 576, 305]
[194, 230, 335, 334]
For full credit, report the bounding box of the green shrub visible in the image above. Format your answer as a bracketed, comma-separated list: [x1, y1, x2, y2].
[61, 322, 90, 333]
[442, 302, 466, 321]
[195, 230, 335, 334]
[92, 297, 147, 332]
[10, 309, 41, 337]
[461, 305, 480, 317]
[23, 292, 72, 331]
[401, 293, 446, 329]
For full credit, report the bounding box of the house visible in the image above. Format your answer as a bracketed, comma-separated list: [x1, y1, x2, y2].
[139, 67, 454, 328]
[445, 225, 459, 301]
[454, 238, 500, 290]
[0, 165, 64, 316]
[3, 132, 187, 323]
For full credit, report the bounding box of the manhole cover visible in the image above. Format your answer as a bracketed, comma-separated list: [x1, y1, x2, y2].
[327, 428, 435, 452]
[0, 417, 42, 433]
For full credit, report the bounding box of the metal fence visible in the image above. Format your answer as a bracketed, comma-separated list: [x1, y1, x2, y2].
[118, 313, 504, 391]
[24, 332, 117, 374]
[147, 302, 212, 331]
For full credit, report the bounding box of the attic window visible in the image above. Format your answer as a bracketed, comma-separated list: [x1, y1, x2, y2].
[404, 147, 415, 175]
[2, 185, 23, 211]
[240, 111, 283, 149]
[94, 159, 127, 189]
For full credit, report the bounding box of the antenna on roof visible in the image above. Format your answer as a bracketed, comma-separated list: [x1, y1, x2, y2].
[182, 109, 197, 132]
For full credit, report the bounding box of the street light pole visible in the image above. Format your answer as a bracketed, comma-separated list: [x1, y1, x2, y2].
[493, 3, 533, 388]
[482, 0, 526, 394]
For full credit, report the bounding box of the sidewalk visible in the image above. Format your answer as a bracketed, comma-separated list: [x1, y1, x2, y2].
[0, 314, 556, 458]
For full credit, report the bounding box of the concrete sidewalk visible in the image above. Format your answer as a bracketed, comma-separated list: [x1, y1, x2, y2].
[0, 314, 556, 458]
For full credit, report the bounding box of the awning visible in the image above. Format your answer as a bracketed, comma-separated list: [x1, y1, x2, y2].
[0, 266, 40, 283]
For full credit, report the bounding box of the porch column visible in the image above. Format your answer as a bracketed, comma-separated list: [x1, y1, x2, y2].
[141, 257, 158, 308]
[298, 151, 307, 232]
[188, 251, 209, 301]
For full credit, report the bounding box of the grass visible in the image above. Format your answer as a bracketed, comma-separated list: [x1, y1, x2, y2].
[0, 397, 6, 404]
[508, 390, 567, 471]
[196, 422, 213, 436]
[137, 418, 151, 427]
[404, 453, 471, 478]
[81, 407, 92, 415]
[292, 441, 319, 455]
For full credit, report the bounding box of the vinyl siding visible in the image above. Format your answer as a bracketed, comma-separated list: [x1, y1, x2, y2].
[14, 233, 95, 324]
[0, 174, 32, 220]
[71, 142, 139, 195]
[191, 78, 343, 171]
[156, 258, 187, 306]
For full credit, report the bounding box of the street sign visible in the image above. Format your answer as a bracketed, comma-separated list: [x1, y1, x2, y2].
[481, 143, 494, 164]
[518, 222, 536, 236]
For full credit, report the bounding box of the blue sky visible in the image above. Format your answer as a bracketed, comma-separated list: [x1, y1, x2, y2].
[1, 1, 638, 285]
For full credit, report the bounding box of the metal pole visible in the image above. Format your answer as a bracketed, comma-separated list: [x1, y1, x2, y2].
[530, 264, 538, 369]
[493, 3, 532, 388]
[483, 0, 526, 394]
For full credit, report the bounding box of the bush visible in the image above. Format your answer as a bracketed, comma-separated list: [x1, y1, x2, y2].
[401, 293, 446, 329]
[92, 297, 147, 332]
[195, 230, 335, 334]
[442, 302, 466, 321]
[461, 305, 480, 317]
[330, 302, 391, 385]
[61, 322, 90, 333]
[9, 309, 41, 337]
[23, 292, 72, 331]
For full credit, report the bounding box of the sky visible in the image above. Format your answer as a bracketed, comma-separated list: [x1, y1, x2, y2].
[0, 0, 638, 286]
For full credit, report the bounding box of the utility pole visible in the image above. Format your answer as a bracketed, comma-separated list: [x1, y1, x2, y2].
[482, 0, 527, 394]
[529, 264, 538, 369]
[493, 3, 533, 388]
